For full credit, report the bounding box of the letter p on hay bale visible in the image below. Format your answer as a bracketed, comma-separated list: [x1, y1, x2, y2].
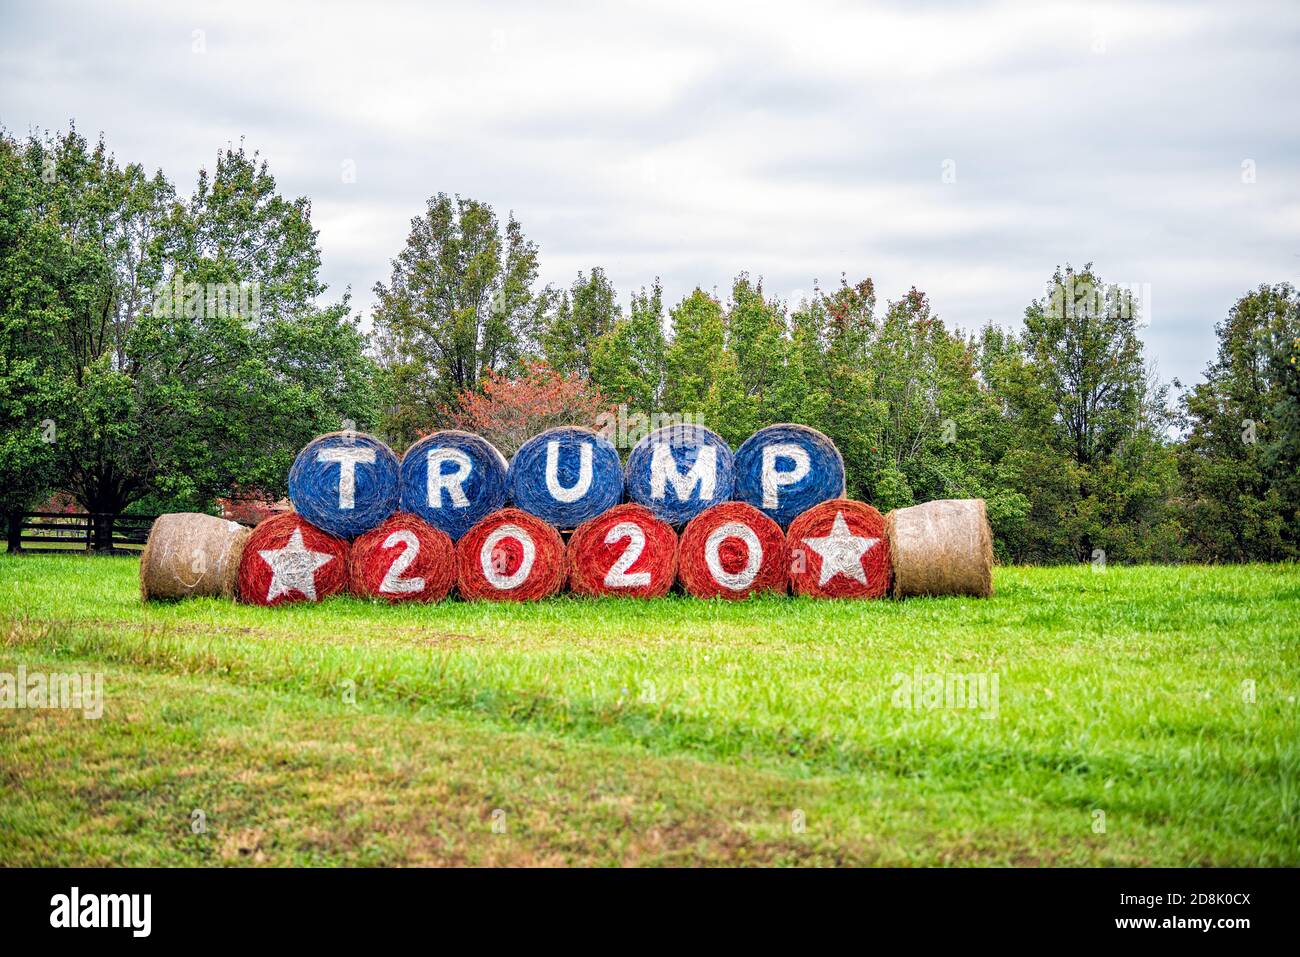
[885, 498, 994, 598]
[288, 431, 399, 540]
[237, 512, 350, 606]
[140, 512, 250, 601]
[678, 501, 787, 600]
[456, 507, 567, 601]
[624, 424, 735, 526]
[787, 499, 891, 599]
[567, 503, 678, 598]
[733, 423, 845, 529]
[507, 426, 623, 530]
[400, 430, 509, 542]
[348, 512, 455, 602]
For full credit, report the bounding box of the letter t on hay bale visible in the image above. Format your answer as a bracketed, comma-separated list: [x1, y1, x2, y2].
[140, 512, 251, 601]
[456, 507, 567, 601]
[787, 499, 891, 598]
[238, 513, 350, 606]
[348, 512, 456, 602]
[288, 431, 400, 540]
[567, 503, 678, 598]
[678, 501, 788, 599]
[884, 498, 994, 598]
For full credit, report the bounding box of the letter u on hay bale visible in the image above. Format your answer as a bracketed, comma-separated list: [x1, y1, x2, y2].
[786, 499, 891, 599]
[288, 431, 400, 540]
[507, 425, 623, 531]
[348, 512, 456, 602]
[732, 423, 845, 530]
[455, 507, 567, 601]
[140, 513, 250, 601]
[884, 498, 994, 598]
[399, 430, 509, 542]
[237, 512, 350, 606]
[624, 424, 735, 527]
[567, 502, 678, 598]
[678, 501, 788, 600]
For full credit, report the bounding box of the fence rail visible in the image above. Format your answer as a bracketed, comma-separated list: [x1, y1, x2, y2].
[5, 512, 158, 555]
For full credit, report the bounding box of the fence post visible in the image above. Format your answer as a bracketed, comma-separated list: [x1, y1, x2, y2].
[6, 513, 21, 553]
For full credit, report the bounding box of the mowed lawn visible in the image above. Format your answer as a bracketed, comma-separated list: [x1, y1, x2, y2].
[0, 555, 1296, 866]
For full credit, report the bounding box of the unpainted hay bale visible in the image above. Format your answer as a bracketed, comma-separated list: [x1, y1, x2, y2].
[732, 423, 845, 529]
[400, 430, 509, 542]
[237, 512, 350, 606]
[567, 503, 678, 598]
[288, 431, 400, 540]
[348, 512, 456, 602]
[623, 424, 735, 527]
[456, 507, 567, 602]
[787, 499, 891, 599]
[678, 501, 788, 600]
[507, 426, 623, 530]
[140, 512, 250, 601]
[884, 498, 993, 598]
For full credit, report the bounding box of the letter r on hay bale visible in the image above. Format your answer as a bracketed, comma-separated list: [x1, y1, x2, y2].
[140, 512, 251, 601]
[567, 503, 678, 598]
[288, 431, 400, 540]
[623, 424, 735, 527]
[678, 501, 788, 599]
[237, 512, 350, 606]
[884, 498, 994, 598]
[399, 430, 509, 542]
[507, 426, 623, 530]
[455, 507, 567, 601]
[732, 423, 845, 529]
[348, 512, 456, 602]
[787, 499, 891, 599]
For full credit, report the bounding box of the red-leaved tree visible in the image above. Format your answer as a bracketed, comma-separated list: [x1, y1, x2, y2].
[442, 362, 615, 456]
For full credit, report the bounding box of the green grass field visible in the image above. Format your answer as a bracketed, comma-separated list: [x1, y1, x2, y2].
[1, 555, 1296, 866]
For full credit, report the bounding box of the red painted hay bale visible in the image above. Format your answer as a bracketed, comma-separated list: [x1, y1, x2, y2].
[677, 501, 787, 599]
[237, 512, 349, 606]
[456, 507, 567, 602]
[787, 499, 891, 598]
[348, 512, 455, 602]
[567, 503, 677, 598]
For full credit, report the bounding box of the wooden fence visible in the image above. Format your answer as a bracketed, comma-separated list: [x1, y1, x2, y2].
[5, 512, 158, 555]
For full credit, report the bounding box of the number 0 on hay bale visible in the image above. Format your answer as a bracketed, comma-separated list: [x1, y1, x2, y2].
[399, 430, 509, 542]
[787, 499, 891, 599]
[507, 426, 623, 530]
[624, 424, 735, 526]
[348, 512, 456, 602]
[733, 423, 845, 529]
[456, 507, 567, 601]
[238, 513, 350, 606]
[567, 503, 678, 598]
[678, 501, 788, 599]
[288, 431, 400, 539]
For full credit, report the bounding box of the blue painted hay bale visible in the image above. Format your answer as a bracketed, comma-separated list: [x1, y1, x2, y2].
[732, 423, 845, 529]
[507, 426, 623, 530]
[624, 424, 735, 526]
[288, 431, 400, 540]
[399, 430, 509, 542]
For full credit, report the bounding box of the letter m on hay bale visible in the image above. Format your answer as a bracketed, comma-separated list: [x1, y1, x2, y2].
[624, 424, 735, 527]
[399, 430, 509, 542]
[507, 426, 623, 530]
[288, 432, 400, 540]
[733, 423, 845, 530]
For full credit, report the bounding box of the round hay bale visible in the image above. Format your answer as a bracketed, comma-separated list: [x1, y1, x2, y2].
[456, 507, 567, 602]
[624, 424, 735, 527]
[288, 431, 399, 540]
[567, 503, 678, 598]
[237, 513, 349, 606]
[507, 426, 623, 530]
[732, 423, 845, 529]
[787, 499, 891, 599]
[885, 498, 993, 598]
[677, 501, 787, 600]
[399, 430, 509, 542]
[348, 512, 455, 602]
[139, 512, 250, 601]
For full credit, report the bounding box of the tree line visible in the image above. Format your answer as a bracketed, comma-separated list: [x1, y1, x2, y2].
[2, 128, 1296, 561]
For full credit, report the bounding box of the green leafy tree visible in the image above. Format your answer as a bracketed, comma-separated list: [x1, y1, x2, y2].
[662, 288, 724, 414]
[541, 267, 620, 379]
[590, 279, 666, 413]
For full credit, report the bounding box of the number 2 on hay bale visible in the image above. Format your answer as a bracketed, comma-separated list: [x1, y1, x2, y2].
[348, 512, 456, 602]
[567, 503, 678, 598]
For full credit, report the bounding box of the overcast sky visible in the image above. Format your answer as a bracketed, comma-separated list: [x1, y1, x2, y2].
[2, 0, 1298, 386]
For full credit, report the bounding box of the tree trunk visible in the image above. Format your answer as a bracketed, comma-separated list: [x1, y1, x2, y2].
[6, 513, 22, 553]
[91, 511, 116, 553]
